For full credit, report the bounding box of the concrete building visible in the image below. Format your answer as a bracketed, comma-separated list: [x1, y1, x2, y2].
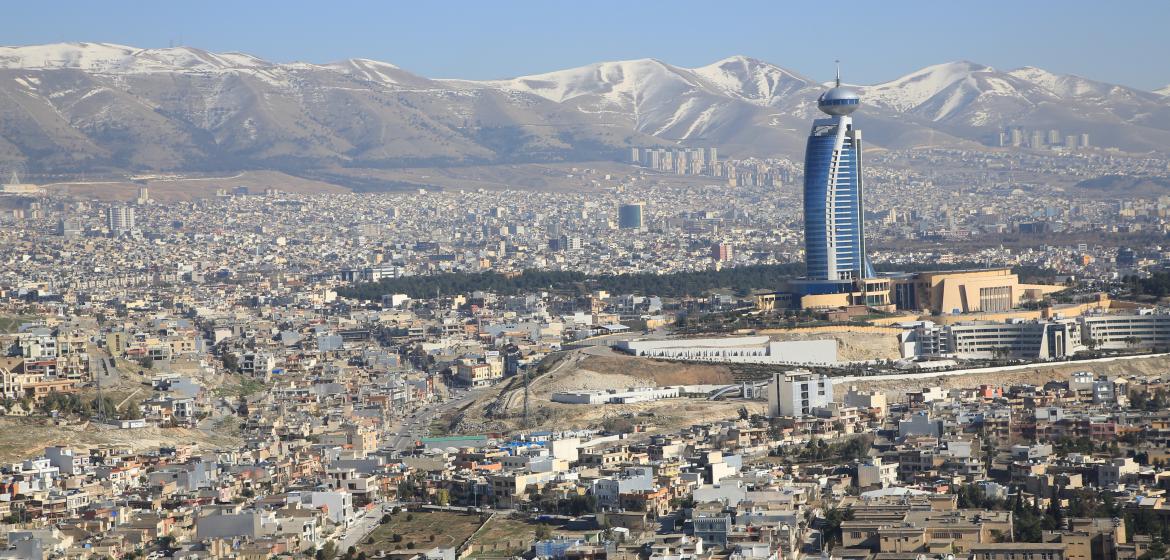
[107, 205, 136, 235]
[616, 336, 837, 365]
[767, 370, 833, 418]
[889, 268, 1065, 314]
[618, 203, 645, 230]
[899, 319, 1078, 360]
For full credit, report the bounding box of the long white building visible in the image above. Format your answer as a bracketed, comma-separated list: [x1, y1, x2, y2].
[616, 336, 837, 365]
[899, 309, 1170, 360]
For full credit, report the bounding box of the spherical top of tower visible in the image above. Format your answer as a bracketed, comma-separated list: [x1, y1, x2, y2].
[818, 86, 860, 116]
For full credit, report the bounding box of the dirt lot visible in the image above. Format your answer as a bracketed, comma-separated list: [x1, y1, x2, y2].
[848, 354, 1170, 401]
[560, 354, 734, 388]
[361, 511, 485, 553]
[362, 511, 596, 558]
[442, 350, 759, 435]
[326, 161, 713, 193]
[761, 329, 902, 361]
[0, 417, 242, 463]
[43, 170, 348, 202]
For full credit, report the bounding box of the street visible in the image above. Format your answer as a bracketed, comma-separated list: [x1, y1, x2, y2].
[387, 389, 486, 451]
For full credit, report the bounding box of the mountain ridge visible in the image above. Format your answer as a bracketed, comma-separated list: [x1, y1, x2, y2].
[0, 42, 1167, 175]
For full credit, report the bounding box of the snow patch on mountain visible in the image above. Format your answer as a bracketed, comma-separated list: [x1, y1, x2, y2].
[690, 55, 811, 106]
[1007, 66, 1115, 99]
[861, 61, 995, 112]
[453, 58, 702, 106]
[0, 42, 267, 73]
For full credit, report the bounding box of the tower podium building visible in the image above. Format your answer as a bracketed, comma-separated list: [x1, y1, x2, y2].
[787, 66, 891, 309]
[803, 71, 871, 281]
[765, 66, 1067, 314]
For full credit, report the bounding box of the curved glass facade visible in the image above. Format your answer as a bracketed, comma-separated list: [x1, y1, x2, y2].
[803, 116, 868, 281]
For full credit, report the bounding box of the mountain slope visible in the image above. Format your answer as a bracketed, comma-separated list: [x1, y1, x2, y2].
[853, 62, 1170, 151]
[0, 43, 652, 173]
[447, 57, 975, 156]
[0, 43, 1168, 175]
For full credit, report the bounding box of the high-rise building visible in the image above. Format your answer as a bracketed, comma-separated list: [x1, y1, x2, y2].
[107, 206, 135, 235]
[618, 203, 645, 230]
[1030, 130, 1045, 148]
[58, 217, 83, 239]
[712, 243, 732, 262]
[1010, 127, 1024, 147]
[802, 68, 872, 281]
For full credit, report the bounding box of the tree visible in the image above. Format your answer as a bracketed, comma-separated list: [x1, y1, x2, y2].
[316, 541, 337, 560]
[821, 508, 854, 550]
[535, 524, 553, 541]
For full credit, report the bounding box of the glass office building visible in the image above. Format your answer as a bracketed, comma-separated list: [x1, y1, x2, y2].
[802, 71, 873, 282]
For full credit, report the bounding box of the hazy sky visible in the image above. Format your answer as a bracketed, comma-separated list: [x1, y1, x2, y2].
[6, 0, 1168, 90]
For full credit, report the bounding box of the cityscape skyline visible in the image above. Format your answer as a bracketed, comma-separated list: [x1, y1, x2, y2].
[4, 6, 1170, 559]
[3, 0, 1169, 90]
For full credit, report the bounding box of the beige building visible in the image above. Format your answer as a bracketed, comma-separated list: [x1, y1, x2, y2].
[969, 542, 1066, 560]
[890, 268, 1065, 315]
[456, 362, 499, 387]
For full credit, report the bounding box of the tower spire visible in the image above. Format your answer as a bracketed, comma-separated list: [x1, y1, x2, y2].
[835, 60, 841, 87]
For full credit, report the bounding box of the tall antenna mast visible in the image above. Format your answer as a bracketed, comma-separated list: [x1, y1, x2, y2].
[835, 60, 841, 87]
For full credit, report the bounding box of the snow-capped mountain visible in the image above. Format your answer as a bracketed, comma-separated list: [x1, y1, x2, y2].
[0, 42, 1167, 175]
[444, 56, 818, 150]
[0, 42, 653, 172]
[1157, 85, 1170, 97]
[0, 42, 269, 74]
[853, 61, 1170, 149]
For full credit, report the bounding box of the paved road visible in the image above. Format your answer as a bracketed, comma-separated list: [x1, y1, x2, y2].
[337, 502, 395, 551]
[387, 389, 486, 451]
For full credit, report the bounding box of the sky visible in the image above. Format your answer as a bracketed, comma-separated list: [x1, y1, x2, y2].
[5, 0, 1168, 90]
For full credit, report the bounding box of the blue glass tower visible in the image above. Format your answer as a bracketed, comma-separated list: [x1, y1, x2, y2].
[803, 67, 873, 281]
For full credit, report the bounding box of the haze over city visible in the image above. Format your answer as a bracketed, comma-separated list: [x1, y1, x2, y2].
[0, 3, 1169, 560]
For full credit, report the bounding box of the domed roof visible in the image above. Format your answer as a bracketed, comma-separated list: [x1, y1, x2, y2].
[818, 86, 860, 115]
[818, 62, 861, 116]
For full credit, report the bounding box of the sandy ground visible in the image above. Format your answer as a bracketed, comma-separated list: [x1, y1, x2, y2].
[42, 170, 348, 202]
[0, 417, 242, 463]
[327, 161, 713, 193]
[444, 350, 751, 435]
[445, 349, 1170, 435]
[848, 354, 1170, 402]
[762, 330, 902, 362]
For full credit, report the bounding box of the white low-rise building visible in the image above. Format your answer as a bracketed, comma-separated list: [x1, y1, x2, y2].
[616, 336, 837, 365]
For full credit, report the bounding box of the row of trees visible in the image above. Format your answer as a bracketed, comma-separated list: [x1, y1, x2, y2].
[338, 262, 1047, 302]
[1123, 272, 1170, 298]
[1, 393, 141, 420]
[337, 264, 807, 300]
